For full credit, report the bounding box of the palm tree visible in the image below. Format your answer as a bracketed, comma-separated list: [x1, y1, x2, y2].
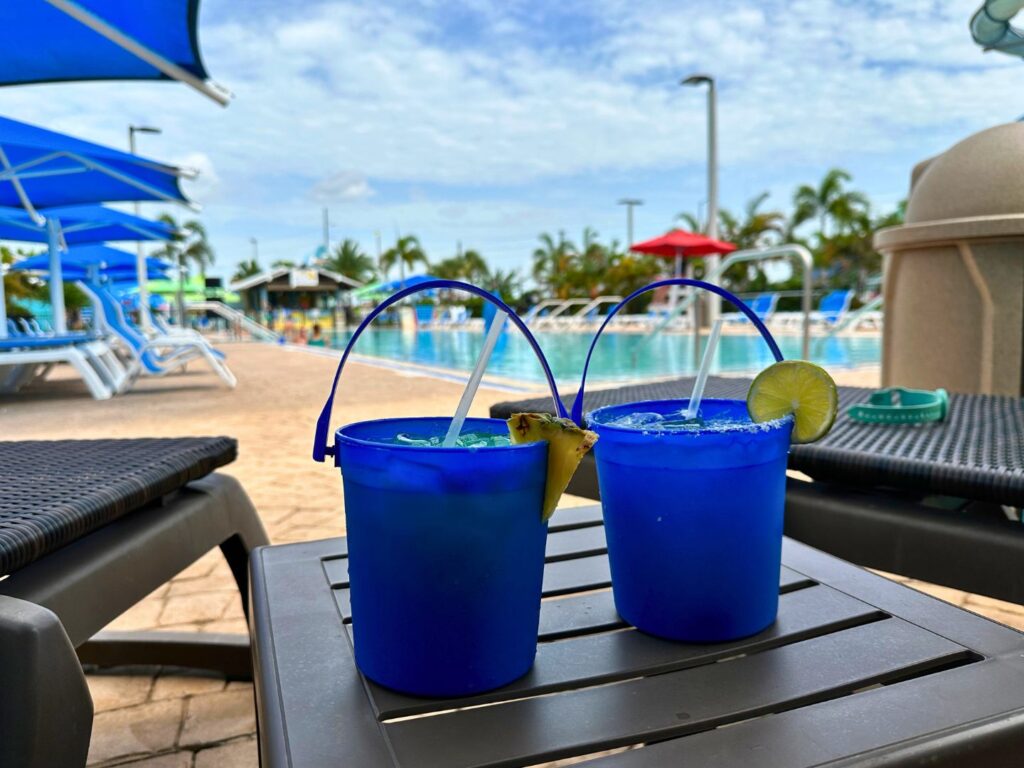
[791, 168, 870, 239]
[483, 268, 522, 304]
[380, 235, 427, 281]
[674, 212, 706, 233]
[232, 258, 261, 283]
[322, 238, 376, 284]
[153, 215, 215, 278]
[459, 249, 488, 282]
[272, 259, 297, 269]
[531, 231, 575, 298]
[725, 193, 786, 250]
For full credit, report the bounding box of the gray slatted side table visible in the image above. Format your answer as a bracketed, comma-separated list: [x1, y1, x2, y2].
[249, 505, 1024, 767]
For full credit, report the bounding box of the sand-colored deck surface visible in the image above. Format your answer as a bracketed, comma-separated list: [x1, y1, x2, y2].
[2, 344, 1019, 767]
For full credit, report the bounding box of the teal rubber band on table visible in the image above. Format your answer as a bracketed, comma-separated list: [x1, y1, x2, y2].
[847, 387, 949, 425]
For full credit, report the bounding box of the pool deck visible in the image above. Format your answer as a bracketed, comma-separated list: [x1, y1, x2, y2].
[1, 343, 1017, 767]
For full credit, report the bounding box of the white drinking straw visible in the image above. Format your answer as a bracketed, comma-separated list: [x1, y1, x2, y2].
[443, 309, 508, 446]
[684, 317, 724, 421]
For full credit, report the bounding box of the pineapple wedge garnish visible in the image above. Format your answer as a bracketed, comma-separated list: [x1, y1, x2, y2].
[507, 413, 598, 521]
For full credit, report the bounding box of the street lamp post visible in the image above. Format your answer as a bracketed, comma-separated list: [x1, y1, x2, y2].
[681, 73, 720, 326]
[617, 198, 643, 250]
[128, 124, 162, 331]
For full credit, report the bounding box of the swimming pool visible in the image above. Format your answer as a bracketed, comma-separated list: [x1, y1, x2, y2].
[330, 328, 880, 385]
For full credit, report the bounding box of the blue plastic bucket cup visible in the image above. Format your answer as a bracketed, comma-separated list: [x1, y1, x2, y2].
[588, 399, 792, 641]
[313, 280, 572, 696]
[570, 278, 794, 642]
[337, 417, 548, 695]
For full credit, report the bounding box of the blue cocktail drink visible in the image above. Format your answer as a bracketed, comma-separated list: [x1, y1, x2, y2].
[569, 278, 832, 643]
[337, 416, 548, 695]
[313, 280, 585, 696]
[587, 399, 792, 642]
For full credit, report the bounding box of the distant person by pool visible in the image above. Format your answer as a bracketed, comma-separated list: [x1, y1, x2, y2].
[308, 323, 326, 347]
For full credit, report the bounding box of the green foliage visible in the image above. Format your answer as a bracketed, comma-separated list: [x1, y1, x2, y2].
[153, 215, 215, 277]
[381, 235, 427, 279]
[530, 228, 661, 306]
[2, 246, 90, 319]
[232, 258, 261, 282]
[431, 248, 489, 283]
[676, 170, 903, 296]
[321, 239, 376, 284]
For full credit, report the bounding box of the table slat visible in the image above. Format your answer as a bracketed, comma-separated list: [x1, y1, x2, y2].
[383, 619, 968, 768]
[583, 659, 1024, 767]
[369, 584, 884, 719]
[329, 564, 812, 625]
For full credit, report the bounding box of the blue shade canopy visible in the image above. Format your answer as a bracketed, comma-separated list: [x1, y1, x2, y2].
[0, 204, 174, 244]
[12, 244, 170, 275]
[17, 263, 169, 281]
[0, 115, 193, 212]
[0, 0, 229, 105]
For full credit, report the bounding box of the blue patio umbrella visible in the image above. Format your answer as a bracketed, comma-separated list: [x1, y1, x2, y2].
[0, 116, 191, 335]
[0, 205, 174, 244]
[12, 244, 171, 276]
[0, 205, 173, 337]
[0, 116, 193, 212]
[0, 0, 230, 106]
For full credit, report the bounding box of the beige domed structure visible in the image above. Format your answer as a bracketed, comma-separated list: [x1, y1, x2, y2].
[875, 123, 1024, 395]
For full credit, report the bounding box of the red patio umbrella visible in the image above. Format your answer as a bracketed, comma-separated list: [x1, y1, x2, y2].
[631, 229, 736, 307]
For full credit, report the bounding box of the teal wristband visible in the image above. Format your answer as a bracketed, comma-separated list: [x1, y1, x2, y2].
[847, 387, 949, 425]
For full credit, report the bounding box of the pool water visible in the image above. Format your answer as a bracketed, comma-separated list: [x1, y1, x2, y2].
[329, 328, 880, 384]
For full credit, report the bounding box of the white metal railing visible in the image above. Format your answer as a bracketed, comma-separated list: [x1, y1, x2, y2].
[186, 301, 279, 342]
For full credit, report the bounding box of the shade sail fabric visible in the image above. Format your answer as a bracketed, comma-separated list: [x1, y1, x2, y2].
[0, 115, 191, 209]
[631, 229, 736, 258]
[0, 204, 174, 244]
[11, 244, 170, 276]
[352, 274, 440, 300]
[0, 0, 208, 85]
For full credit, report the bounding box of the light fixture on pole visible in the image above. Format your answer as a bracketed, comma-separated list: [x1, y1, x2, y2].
[681, 73, 720, 326]
[617, 198, 643, 251]
[128, 124, 162, 331]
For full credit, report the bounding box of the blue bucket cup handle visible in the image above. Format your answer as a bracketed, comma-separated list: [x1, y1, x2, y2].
[313, 279, 568, 462]
[570, 278, 785, 425]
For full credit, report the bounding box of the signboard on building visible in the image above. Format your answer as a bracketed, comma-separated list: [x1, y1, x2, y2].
[289, 268, 319, 288]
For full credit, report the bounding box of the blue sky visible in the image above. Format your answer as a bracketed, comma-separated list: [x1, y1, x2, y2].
[3, 0, 1023, 281]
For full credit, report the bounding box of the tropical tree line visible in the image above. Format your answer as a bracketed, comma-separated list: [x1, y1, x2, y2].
[677, 168, 904, 297]
[227, 167, 901, 309]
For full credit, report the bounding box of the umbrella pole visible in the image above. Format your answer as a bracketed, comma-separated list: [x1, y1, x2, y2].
[671, 253, 682, 310]
[47, 218, 67, 333]
[176, 253, 186, 328]
[0, 260, 7, 338]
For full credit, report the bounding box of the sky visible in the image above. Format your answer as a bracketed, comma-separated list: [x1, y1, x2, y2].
[3, 0, 1024, 282]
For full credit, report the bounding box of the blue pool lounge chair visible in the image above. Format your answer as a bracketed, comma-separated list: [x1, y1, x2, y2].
[0, 331, 124, 400]
[813, 289, 854, 325]
[727, 292, 779, 323]
[82, 283, 236, 388]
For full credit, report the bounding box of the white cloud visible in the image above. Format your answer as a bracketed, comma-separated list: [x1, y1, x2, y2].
[309, 171, 375, 202]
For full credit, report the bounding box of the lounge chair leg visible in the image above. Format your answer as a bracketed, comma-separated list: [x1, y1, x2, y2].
[221, 533, 254, 622]
[67, 348, 113, 400]
[0, 596, 93, 768]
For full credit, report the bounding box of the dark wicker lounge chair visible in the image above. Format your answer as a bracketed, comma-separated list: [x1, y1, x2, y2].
[0, 437, 269, 768]
[492, 375, 1024, 605]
